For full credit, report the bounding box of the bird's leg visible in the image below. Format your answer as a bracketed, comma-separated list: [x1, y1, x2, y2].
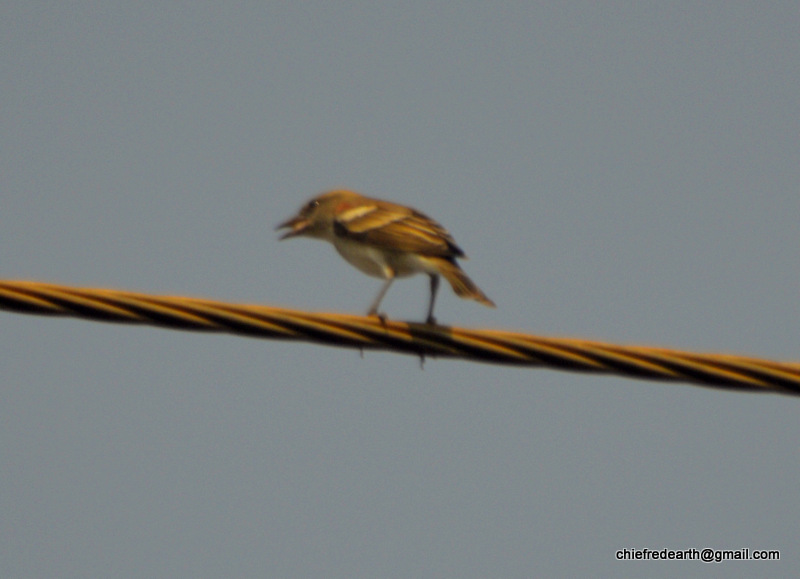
[426, 274, 440, 325]
[367, 273, 395, 320]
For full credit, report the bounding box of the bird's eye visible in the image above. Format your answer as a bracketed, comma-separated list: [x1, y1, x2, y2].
[307, 200, 320, 211]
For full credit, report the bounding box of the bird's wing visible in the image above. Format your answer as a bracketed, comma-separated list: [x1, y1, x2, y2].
[334, 201, 465, 258]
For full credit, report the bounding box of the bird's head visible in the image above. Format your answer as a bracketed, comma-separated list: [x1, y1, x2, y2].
[276, 190, 362, 240]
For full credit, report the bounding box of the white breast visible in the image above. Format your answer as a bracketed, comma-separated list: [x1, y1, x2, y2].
[333, 237, 393, 278]
[332, 237, 438, 279]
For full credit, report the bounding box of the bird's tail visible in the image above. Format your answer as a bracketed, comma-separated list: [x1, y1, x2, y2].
[431, 258, 496, 308]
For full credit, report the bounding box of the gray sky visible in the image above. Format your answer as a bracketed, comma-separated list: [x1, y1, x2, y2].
[1, 2, 798, 577]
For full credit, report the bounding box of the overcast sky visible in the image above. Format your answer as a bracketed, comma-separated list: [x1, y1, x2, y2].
[1, 2, 798, 577]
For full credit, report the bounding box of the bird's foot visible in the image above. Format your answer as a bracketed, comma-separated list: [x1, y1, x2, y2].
[367, 309, 388, 325]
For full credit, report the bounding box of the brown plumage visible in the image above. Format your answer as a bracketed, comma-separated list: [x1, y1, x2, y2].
[277, 190, 495, 323]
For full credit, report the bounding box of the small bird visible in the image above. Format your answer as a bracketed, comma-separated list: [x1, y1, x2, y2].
[277, 190, 495, 324]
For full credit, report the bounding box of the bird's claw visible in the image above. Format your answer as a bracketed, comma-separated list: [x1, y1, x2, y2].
[367, 309, 388, 325]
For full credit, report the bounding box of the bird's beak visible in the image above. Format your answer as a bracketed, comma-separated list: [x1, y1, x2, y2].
[275, 215, 310, 240]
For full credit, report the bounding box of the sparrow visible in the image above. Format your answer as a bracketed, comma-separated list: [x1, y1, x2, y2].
[276, 190, 495, 324]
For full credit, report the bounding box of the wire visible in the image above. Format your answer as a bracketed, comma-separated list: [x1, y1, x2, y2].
[1, 279, 798, 396]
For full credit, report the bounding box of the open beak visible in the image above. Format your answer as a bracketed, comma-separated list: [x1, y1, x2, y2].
[275, 215, 310, 240]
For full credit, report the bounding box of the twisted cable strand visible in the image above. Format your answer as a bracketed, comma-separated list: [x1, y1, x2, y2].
[1, 280, 798, 396]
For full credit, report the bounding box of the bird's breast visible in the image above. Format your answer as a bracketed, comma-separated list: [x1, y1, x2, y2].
[333, 238, 392, 278]
[332, 238, 437, 279]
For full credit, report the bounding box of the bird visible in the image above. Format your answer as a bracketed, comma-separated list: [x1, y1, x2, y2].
[276, 190, 495, 324]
